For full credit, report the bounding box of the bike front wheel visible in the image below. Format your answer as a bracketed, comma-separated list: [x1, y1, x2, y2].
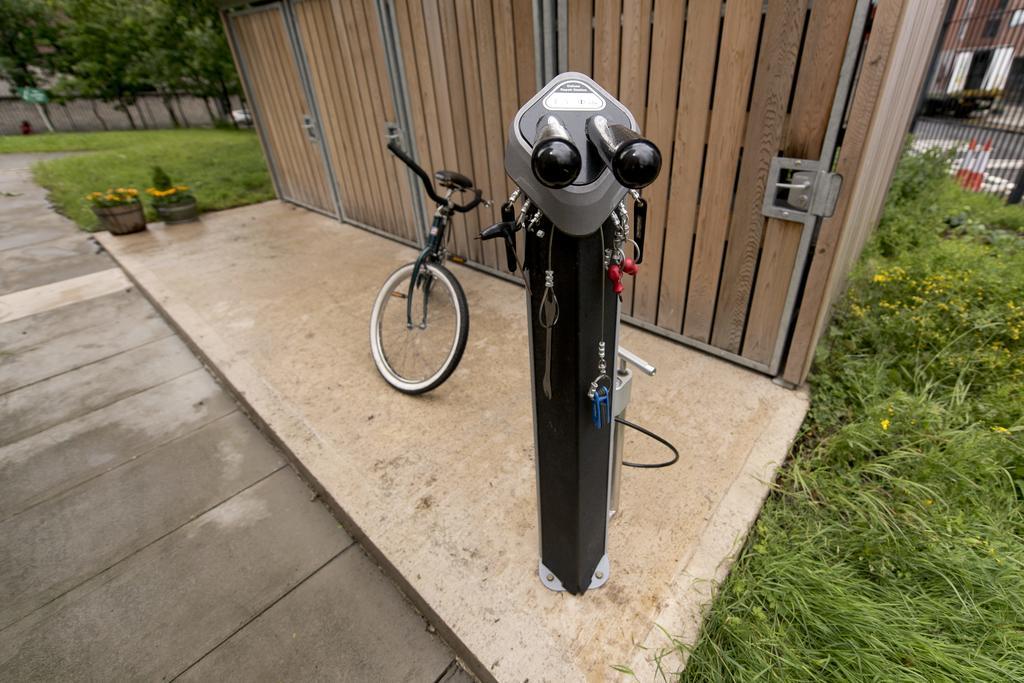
[369, 261, 469, 394]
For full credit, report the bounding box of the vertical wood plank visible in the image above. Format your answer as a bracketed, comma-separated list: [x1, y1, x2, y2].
[615, 0, 652, 315]
[362, 0, 418, 242]
[475, 0, 512, 271]
[592, 0, 622, 94]
[350, 0, 410, 237]
[655, 0, 722, 332]
[568, 0, 593, 75]
[710, 0, 807, 353]
[297, 1, 367, 223]
[783, 0, 943, 384]
[421, 0, 469, 258]
[512, 0, 537, 97]
[237, 8, 333, 213]
[394, 0, 445, 238]
[271, 8, 332, 212]
[493, 0, 527, 264]
[739, 0, 858, 364]
[333, 0, 400, 229]
[455, 0, 496, 268]
[681, 1, 761, 343]
[438, 0, 481, 261]
[224, 9, 284, 202]
[626, 0, 686, 322]
[337, 0, 394, 228]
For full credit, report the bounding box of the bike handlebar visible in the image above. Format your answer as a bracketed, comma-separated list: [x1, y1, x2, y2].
[387, 140, 483, 212]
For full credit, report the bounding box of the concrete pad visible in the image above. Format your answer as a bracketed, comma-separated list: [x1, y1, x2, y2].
[0, 233, 110, 295]
[0, 335, 199, 446]
[0, 290, 171, 393]
[97, 201, 809, 680]
[0, 369, 237, 521]
[181, 546, 454, 682]
[0, 268, 129, 323]
[0, 470, 351, 680]
[0, 411, 284, 628]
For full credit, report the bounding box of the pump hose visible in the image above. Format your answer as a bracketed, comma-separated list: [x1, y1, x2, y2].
[615, 417, 680, 468]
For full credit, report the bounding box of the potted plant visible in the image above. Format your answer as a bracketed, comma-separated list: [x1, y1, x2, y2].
[86, 187, 146, 235]
[146, 167, 199, 224]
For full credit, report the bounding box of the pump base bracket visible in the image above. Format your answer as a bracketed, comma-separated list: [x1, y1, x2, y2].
[539, 555, 610, 592]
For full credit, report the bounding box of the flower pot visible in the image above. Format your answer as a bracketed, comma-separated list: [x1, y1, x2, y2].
[93, 202, 146, 235]
[155, 197, 199, 224]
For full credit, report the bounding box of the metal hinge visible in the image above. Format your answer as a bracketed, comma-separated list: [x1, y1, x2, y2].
[762, 157, 843, 221]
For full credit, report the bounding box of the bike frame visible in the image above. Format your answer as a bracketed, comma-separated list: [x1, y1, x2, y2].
[405, 199, 454, 328]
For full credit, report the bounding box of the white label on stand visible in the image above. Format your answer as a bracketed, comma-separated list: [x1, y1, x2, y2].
[543, 80, 605, 111]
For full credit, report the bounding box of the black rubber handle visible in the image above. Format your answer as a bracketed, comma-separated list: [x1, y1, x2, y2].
[531, 115, 581, 189]
[585, 115, 662, 189]
[387, 140, 446, 204]
[452, 189, 483, 213]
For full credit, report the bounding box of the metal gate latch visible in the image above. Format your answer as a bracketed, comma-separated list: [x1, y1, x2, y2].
[762, 157, 842, 220]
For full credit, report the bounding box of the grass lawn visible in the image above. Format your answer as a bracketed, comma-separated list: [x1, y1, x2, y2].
[0, 129, 274, 231]
[677, 148, 1024, 681]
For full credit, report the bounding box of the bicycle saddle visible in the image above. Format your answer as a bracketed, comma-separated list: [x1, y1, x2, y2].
[434, 169, 474, 190]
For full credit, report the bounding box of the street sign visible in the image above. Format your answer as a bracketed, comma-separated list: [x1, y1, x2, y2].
[17, 87, 49, 105]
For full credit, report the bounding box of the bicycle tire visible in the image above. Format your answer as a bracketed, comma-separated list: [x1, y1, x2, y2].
[369, 262, 469, 394]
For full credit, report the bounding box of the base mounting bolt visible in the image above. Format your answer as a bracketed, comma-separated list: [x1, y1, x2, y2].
[546, 574, 554, 582]
[595, 571, 604, 579]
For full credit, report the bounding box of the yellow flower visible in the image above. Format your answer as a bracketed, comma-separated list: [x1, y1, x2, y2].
[992, 426, 1010, 434]
[873, 273, 889, 283]
[880, 419, 890, 431]
[175, 185, 188, 191]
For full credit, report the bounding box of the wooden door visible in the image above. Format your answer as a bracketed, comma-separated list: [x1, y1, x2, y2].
[389, 0, 538, 272]
[291, 0, 419, 244]
[569, 0, 864, 374]
[228, 4, 336, 216]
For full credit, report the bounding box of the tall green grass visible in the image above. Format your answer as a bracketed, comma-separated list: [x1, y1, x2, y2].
[677, 146, 1024, 681]
[0, 129, 273, 230]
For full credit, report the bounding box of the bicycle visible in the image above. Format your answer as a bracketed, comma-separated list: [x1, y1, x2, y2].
[369, 140, 489, 394]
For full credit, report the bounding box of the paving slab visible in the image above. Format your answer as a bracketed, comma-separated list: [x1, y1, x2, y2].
[0, 155, 78, 252]
[0, 411, 285, 628]
[0, 470, 351, 681]
[181, 546, 454, 682]
[0, 268, 130, 323]
[0, 289, 171, 393]
[0, 335, 198, 446]
[0, 369, 237, 521]
[98, 202, 810, 681]
[0, 233, 109, 295]
[0, 287, 149, 351]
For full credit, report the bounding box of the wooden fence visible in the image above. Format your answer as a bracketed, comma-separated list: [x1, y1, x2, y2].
[221, 0, 945, 384]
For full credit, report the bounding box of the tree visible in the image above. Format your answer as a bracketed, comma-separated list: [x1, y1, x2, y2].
[54, 0, 154, 128]
[0, 0, 60, 90]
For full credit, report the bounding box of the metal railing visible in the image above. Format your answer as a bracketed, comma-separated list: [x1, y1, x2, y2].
[912, 0, 1024, 202]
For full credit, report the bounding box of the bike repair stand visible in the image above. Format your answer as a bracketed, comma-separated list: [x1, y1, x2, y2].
[498, 72, 661, 595]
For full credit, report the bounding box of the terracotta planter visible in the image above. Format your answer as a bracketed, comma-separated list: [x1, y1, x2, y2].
[93, 202, 146, 235]
[155, 196, 199, 224]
